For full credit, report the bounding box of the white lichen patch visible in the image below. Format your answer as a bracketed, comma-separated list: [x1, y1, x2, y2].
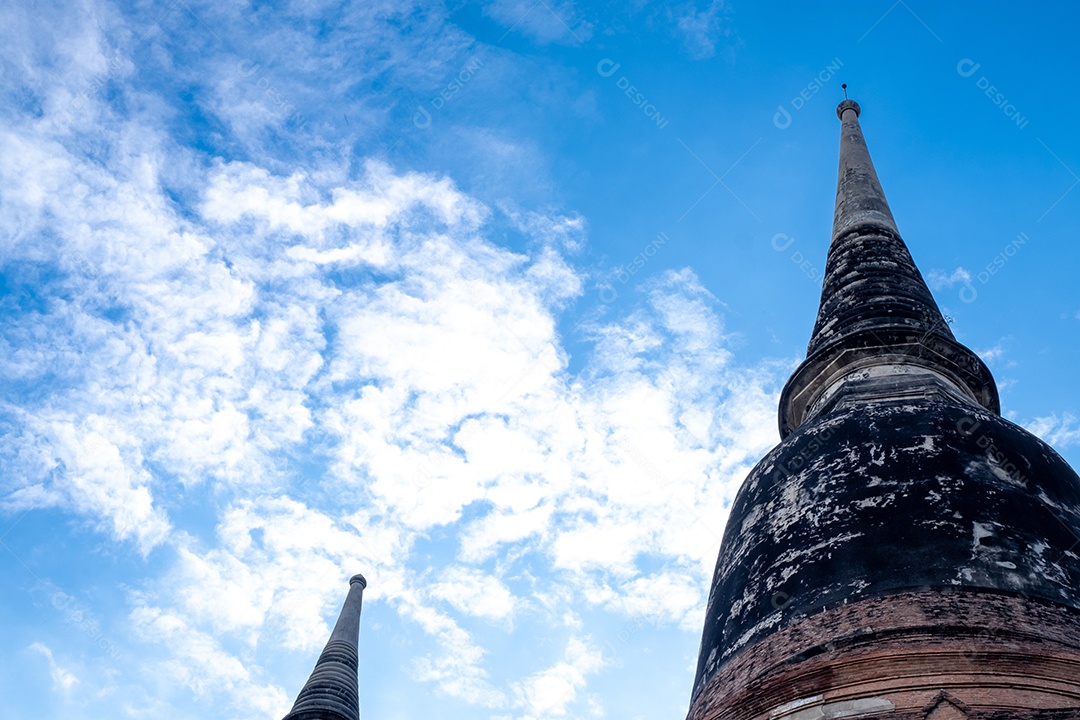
[971, 522, 994, 551]
[728, 610, 784, 659]
[854, 493, 895, 509]
[867, 444, 886, 466]
[740, 502, 765, 536]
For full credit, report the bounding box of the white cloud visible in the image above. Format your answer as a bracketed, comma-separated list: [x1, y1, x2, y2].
[403, 585, 507, 707]
[430, 567, 518, 623]
[976, 343, 1006, 363]
[0, 40, 781, 714]
[503, 206, 588, 254]
[586, 568, 705, 630]
[484, 0, 593, 45]
[669, 0, 733, 60]
[29, 643, 79, 692]
[928, 266, 972, 290]
[166, 496, 389, 651]
[143, 162, 776, 712]
[130, 606, 290, 718]
[4, 416, 169, 553]
[1026, 413, 1080, 449]
[512, 636, 604, 718]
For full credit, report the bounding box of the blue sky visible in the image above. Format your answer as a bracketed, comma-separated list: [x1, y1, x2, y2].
[2, 1, 1079, 718]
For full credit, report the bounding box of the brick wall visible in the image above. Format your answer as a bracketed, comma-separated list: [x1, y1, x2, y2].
[687, 590, 1080, 720]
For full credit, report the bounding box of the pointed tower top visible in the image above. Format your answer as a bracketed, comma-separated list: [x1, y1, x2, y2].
[838, 83, 858, 117]
[777, 97, 998, 436]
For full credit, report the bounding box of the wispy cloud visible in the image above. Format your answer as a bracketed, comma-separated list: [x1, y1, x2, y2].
[0, 2, 782, 717]
[28, 643, 79, 693]
[1, 118, 781, 714]
[669, 0, 735, 60]
[485, 0, 593, 45]
[927, 266, 972, 290]
[512, 636, 604, 718]
[1026, 413, 1080, 449]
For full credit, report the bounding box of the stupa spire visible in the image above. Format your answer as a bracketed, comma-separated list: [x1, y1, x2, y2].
[778, 94, 998, 436]
[829, 96, 900, 241]
[282, 574, 367, 720]
[685, 93, 1080, 720]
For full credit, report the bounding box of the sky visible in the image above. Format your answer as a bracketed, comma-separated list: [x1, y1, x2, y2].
[1, 1, 1079, 719]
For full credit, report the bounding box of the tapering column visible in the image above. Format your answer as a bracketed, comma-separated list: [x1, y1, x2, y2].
[830, 99, 898, 237]
[778, 98, 998, 436]
[282, 574, 367, 720]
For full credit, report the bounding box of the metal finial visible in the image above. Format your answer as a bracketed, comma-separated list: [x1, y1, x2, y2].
[842, 83, 848, 100]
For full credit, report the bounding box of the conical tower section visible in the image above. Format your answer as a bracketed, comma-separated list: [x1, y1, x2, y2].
[779, 98, 997, 438]
[686, 98, 1080, 720]
[810, 98, 943, 352]
[282, 574, 367, 720]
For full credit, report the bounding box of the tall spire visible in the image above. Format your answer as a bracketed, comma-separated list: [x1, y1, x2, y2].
[778, 96, 998, 436]
[282, 574, 367, 720]
[685, 95, 1080, 720]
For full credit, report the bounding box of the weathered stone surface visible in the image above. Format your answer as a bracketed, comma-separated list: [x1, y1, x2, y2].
[813, 100, 941, 354]
[687, 590, 1080, 720]
[778, 101, 999, 437]
[686, 99, 1080, 720]
[691, 396, 1080, 698]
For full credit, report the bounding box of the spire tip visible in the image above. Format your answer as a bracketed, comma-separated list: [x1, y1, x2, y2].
[836, 84, 860, 119]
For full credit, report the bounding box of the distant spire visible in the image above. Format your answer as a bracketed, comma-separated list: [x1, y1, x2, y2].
[282, 574, 367, 720]
[842, 82, 848, 100]
[777, 97, 998, 436]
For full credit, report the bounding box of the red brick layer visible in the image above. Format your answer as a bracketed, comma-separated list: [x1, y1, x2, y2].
[687, 590, 1080, 720]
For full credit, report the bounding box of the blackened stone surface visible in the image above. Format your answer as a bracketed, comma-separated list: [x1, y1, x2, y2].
[807, 225, 954, 357]
[778, 102, 997, 438]
[808, 100, 951, 356]
[690, 397, 1080, 701]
